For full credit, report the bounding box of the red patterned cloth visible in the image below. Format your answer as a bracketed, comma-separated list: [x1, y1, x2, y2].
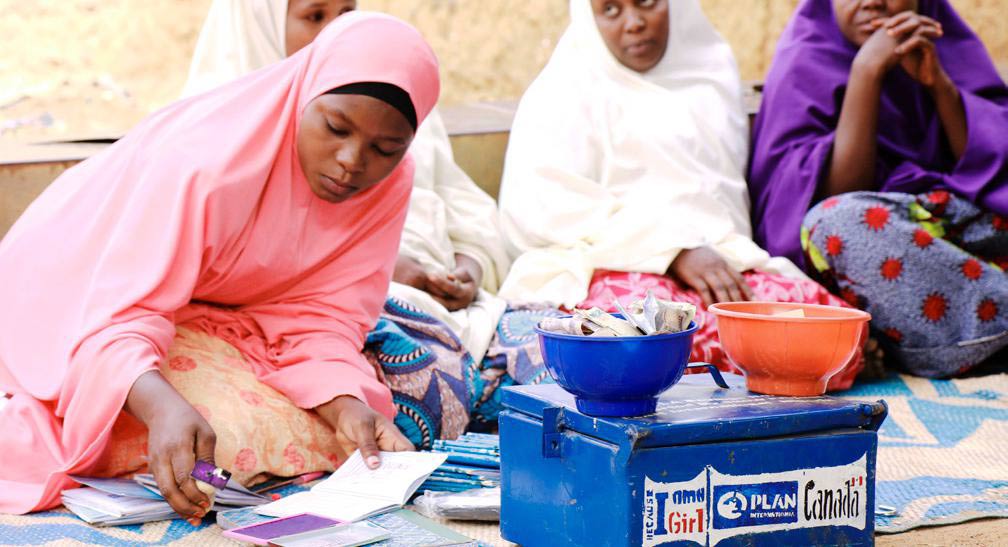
[579, 269, 865, 391]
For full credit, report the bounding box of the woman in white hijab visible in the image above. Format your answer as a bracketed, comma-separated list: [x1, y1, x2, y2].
[499, 0, 866, 389]
[182, 0, 558, 447]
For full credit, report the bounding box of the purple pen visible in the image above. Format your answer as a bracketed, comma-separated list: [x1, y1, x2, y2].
[190, 460, 231, 489]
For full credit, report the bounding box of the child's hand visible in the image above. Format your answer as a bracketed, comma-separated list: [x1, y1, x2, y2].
[666, 246, 753, 307]
[126, 371, 217, 525]
[316, 395, 414, 470]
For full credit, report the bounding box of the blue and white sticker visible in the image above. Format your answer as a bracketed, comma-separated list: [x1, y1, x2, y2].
[643, 471, 707, 547]
[642, 455, 869, 546]
[708, 455, 868, 545]
[712, 480, 798, 529]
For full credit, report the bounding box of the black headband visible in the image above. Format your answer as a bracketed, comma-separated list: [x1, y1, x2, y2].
[325, 82, 417, 131]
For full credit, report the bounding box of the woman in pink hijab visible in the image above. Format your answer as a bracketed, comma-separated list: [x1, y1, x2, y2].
[0, 11, 439, 522]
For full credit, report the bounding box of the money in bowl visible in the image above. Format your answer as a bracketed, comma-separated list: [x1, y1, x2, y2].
[534, 295, 700, 417]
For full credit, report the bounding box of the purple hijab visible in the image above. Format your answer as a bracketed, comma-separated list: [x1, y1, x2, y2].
[747, 0, 1008, 268]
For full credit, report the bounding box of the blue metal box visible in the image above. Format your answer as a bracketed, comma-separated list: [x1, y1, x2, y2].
[500, 375, 887, 547]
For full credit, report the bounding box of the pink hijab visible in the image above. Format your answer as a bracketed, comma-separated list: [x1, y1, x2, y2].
[0, 12, 439, 513]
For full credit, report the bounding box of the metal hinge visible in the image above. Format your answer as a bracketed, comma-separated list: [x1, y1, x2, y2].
[542, 406, 565, 459]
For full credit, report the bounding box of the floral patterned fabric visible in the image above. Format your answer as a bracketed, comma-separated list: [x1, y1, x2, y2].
[97, 299, 560, 481]
[802, 190, 1008, 377]
[97, 327, 341, 485]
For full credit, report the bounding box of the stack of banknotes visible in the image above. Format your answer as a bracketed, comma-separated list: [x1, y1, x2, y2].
[539, 291, 696, 337]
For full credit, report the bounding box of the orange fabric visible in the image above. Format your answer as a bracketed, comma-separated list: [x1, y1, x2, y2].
[96, 328, 341, 485]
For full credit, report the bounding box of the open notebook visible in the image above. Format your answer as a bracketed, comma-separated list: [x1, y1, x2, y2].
[256, 450, 447, 522]
[61, 474, 267, 526]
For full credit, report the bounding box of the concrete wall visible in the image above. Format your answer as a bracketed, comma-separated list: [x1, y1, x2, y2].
[385, 0, 1007, 105]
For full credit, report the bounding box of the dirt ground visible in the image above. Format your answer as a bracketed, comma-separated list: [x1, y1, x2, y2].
[877, 518, 1008, 546]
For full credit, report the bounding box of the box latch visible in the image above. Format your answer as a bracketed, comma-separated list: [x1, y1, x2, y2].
[542, 406, 565, 459]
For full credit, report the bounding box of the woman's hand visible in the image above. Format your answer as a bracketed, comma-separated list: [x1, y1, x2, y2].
[667, 247, 752, 307]
[125, 371, 217, 525]
[424, 254, 482, 311]
[392, 254, 481, 311]
[852, 21, 904, 78]
[883, 11, 946, 87]
[825, 11, 944, 198]
[315, 395, 413, 469]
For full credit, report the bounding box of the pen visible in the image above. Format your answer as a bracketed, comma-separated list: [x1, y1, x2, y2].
[252, 471, 327, 494]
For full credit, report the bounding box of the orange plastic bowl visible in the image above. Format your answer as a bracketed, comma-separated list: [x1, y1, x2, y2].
[708, 302, 870, 396]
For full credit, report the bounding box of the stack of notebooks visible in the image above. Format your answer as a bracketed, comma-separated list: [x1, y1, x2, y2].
[423, 433, 500, 493]
[61, 474, 267, 526]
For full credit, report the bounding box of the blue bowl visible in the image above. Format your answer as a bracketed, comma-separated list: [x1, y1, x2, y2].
[534, 318, 698, 417]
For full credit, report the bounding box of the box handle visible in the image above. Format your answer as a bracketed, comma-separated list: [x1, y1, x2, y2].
[542, 406, 565, 459]
[685, 362, 730, 389]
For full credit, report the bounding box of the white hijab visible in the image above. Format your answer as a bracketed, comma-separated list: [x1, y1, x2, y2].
[180, 0, 511, 361]
[182, 0, 287, 97]
[498, 0, 802, 308]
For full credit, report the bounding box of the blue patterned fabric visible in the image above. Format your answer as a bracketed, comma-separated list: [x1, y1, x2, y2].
[843, 373, 1008, 532]
[365, 297, 479, 450]
[365, 297, 559, 447]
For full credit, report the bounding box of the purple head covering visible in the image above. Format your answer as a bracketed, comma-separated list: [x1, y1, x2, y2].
[747, 0, 1008, 268]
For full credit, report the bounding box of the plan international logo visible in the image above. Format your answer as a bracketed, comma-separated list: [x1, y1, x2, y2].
[642, 456, 868, 547]
[712, 481, 798, 528]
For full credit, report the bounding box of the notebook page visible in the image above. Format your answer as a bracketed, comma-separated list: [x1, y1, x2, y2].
[254, 491, 394, 522]
[312, 450, 447, 505]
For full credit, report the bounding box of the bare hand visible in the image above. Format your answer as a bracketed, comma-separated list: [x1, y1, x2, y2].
[392, 255, 430, 291]
[125, 371, 217, 526]
[424, 254, 482, 311]
[667, 247, 753, 307]
[852, 12, 938, 78]
[315, 395, 414, 469]
[884, 11, 946, 87]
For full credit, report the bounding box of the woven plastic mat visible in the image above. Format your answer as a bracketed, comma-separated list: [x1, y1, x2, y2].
[4, 372, 1005, 542]
[843, 373, 1008, 533]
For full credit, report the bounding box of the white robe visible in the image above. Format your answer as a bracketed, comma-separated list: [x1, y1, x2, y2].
[181, 0, 511, 361]
[389, 111, 510, 363]
[498, 0, 804, 310]
[182, 0, 287, 98]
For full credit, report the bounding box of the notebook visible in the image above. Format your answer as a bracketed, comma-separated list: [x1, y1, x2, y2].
[256, 450, 447, 522]
[268, 521, 392, 547]
[218, 507, 477, 547]
[61, 474, 268, 526]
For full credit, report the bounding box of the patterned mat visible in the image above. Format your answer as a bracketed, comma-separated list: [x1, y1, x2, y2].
[0, 505, 508, 546]
[843, 373, 1008, 533]
[4, 373, 1005, 543]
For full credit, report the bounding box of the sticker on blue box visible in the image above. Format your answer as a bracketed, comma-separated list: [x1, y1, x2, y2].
[643, 472, 707, 546]
[643, 455, 868, 547]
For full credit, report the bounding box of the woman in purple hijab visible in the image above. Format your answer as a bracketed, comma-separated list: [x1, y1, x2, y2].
[748, 0, 1007, 377]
